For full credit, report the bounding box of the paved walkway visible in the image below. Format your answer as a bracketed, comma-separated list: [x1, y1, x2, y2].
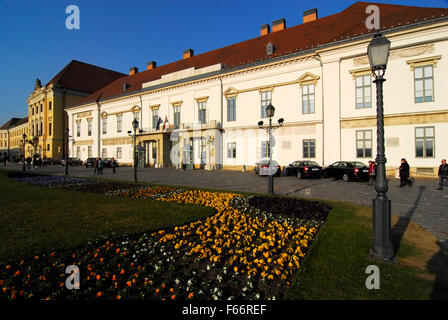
[2, 164, 447, 248]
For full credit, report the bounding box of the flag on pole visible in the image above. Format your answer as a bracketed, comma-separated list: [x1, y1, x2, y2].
[156, 116, 163, 131]
[163, 116, 168, 130]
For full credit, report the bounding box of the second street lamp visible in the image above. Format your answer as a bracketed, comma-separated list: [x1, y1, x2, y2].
[22, 133, 27, 172]
[367, 32, 394, 262]
[258, 103, 283, 194]
[129, 118, 141, 183]
[65, 128, 69, 175]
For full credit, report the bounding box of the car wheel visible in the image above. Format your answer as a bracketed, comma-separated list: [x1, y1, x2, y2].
[297, 171, 302, 179]
[342, 173, 349, 182]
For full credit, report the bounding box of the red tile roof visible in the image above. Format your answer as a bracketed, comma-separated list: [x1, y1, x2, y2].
[73, 1, 448, 106]
[47, 60, 126, 94]
[0, 118, 21, 130]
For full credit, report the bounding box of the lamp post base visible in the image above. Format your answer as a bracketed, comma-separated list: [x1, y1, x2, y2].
[370, 197, 395, 262]
[268, 175, 274, 194]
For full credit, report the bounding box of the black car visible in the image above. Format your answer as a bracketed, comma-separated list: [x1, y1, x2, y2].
[254, 160, 281, 177]
[286, 160, 323, 179]
[84, 157, 96, 168]
[104, 158, 118, 168]
[62, 158, 83, 166]
[44, 158, 62, 165]
[323, 161, 369, 181]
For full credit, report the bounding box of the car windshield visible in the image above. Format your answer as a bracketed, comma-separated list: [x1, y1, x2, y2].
[353, 162, 367, 168]
[305, 161, 319, 166]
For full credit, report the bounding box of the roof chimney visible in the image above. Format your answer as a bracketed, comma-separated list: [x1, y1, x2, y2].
[183, 49, 194, 59]
[272, 18, 286, 32]
[129, 67, 138, 75]
[260, 24, 270, 36]
[303, 8, 318, 23]
[147, 61, 157, 70]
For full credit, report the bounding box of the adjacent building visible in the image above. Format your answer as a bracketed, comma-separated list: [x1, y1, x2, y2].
[26, 60, 126, 158]
[66, 2, 448, 177]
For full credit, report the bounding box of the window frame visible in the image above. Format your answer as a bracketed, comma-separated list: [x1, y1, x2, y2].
[227, 141, 236, 159]
[414, 65, 434, 103]
[303, 139, 316, 158]
[356, 130, 373, 158]
[260, 90, 272, 119]
[198, 101, 207, 125]
[302, 84, 315, 114]
[355, 74, 372, 109]
[415, 126, 435, 158]
[227, 96, 236, 122]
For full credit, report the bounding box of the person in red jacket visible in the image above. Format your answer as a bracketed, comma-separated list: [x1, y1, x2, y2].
[367, 160, 376, 186]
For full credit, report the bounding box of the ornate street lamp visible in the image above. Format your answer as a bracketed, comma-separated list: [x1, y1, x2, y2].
[367, 32, 394, 262]
[22, 133, 27, 172]
[65, 128, 69, 175]
[128, 118, 142, 182]
[258, 104, 283, 194]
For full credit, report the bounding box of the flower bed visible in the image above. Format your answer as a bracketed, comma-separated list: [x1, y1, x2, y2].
[1, 178, 331, 300]
[13, 175, 100, 189]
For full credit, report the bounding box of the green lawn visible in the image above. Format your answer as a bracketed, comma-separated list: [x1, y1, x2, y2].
[0, 170, 215, 262]
[0, 169, 443, 299]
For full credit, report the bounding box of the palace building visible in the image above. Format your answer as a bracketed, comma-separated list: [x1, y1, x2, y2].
[25, 60, 126, 158]
[65, 2, 448, 177]
[0, 117, 28, 159]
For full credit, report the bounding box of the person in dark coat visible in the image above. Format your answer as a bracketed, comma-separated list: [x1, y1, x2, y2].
[26, 156, 32, 169]
[399, 158, 413, 187]
[98, 158, 104, 175]
[111, 157, 117, 174]
[437, 159, 448, 190]
[93, 158, 98, 175]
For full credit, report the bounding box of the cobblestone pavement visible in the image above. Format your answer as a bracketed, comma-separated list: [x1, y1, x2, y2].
[2, 164, 447, 248]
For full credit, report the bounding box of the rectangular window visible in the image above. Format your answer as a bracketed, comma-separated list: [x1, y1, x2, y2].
[40, 104, 43, 113]
[49, 101, 52, 111]
[48, 123, 52, 136]
[227, 97, 236, 122]
[260, 141, 270, 158]
[152, 109, 159, 129]
[116, 147, 122, 159]
[102, 148, 107, 159]
[47, 144, 50, 151]
[198, 101, 207, 124]
[261, 91, 271, 118]
[302, 84, 315, 114]
[133, 112, 140, 121]
[355, 75, 372, 108]
[102, 117, 107, 134]
[87, 119, 92, 136]
[414, 65, 434, 103]
[116, 115, 122, 133]
[200, 138, 207, 160]
[76, 122, 81, 137]
[76, 146, 81, 158]
[415, 126, 434, 157]
[173, 105, 181, 129]
[227, 142, 236, 158]
[88, 146, 92, 158]
[356, 130, 372, 158]
[303, 139, 316, 158]
[152, 144, 157, 160]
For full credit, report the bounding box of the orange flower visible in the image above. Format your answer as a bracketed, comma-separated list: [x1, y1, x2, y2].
[171, 295, 176, 300]
[100, 258, 104, 262]
[120, 269, 125, 275]
[116, 249, 120, 253]
[96, 275, 100, 280]
[169, 288, 174, 293]
[94, 253, 98, 258]
[112, 275, 116, 281]
[188, 293, 194, 299]
[126, 281, 132, 287]
[5, 265, 10, 269]
[13, 270, 20, 277]
[0, 280, 4, 286]
[116, 295, 121, 300]
[96, 292, 102, 297]
[161, 283, 165, 289]
[2, 288, 7, 293]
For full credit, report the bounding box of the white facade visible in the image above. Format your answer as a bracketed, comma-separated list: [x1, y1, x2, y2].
[66, 21, 448, 177]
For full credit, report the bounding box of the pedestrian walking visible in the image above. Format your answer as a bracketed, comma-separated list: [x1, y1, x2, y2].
[26, 156, 32, 169]
[399, 158, 413, 187]
[111, 157, 117, 174]
[98, 158, 104, 175]
[437, 159, 448, 190]
[93, 158, 98, 175]
[367, 160, 376, 186]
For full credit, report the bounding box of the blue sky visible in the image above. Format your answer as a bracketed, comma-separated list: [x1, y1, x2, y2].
[0, 0, 447, 125]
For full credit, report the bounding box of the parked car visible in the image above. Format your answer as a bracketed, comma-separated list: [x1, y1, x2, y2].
[12, 156, 23, 163]
[104, 158, 118, 168]
[286, 160, 323, 179]
[322, 161, 369, 181]
[44, 158, 62, 165]
[62, 158, 83, 166]
[84, 157, 97, 168]
[254, 160, 281, 177]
